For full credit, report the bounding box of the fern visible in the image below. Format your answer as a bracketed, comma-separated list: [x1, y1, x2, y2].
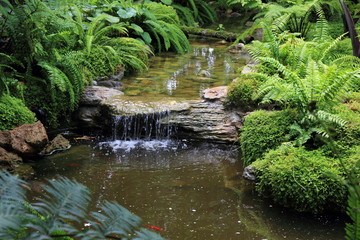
[346, 184, 360, 240]
[0, 171, 165, 239]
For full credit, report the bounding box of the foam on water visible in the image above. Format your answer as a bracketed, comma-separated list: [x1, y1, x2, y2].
[98, 139, 186, 153]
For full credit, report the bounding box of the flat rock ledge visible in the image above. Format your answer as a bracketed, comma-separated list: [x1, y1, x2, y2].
[76, 85, 243, 143]
[162, 87, 242, 142]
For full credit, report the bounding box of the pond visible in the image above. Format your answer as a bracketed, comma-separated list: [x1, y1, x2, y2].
[30, 38, 345, 239]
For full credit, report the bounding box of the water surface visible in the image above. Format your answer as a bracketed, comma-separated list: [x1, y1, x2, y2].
[31, 141, 345, 240]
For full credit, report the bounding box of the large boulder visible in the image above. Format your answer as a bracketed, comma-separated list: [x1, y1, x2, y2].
[0, 121, 48, 158]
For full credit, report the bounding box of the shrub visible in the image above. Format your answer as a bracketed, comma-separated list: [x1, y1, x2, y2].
[240, 109, 295, 166]
[0, 95, 36, 131]
[225, 74, 260, 110]
[252, 145, 350, 213]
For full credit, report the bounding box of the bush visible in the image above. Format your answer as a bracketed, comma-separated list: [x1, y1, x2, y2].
[240, 110, 295, 166]
[0, 95, 36, 131]
[225, 74, 260, 110]
[252, 145, 350, 213]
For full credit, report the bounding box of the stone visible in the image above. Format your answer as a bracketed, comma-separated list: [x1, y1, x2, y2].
[202, 86, 228, 101]
[0, 147, 22, 170]
[0, 131, 11, 148]
[13, 164, 35, 180]
[199, 70, 211, 77]
[97, 66, 125, 82]
[77, 106, 102, 127]
[9, 121, 48, 157]
[243, 165, 257, 181]
[245, 21, 254, 27]
[80, 86, 124, 106]
[97, 80, 122, 89]
[40, 134, 71, 155]
[241, 61, 257, 74]
[163, 99, 241, 142]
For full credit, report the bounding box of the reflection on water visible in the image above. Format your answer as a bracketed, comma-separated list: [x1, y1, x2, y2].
[121, 38, 249, 98]
[31, 142, 345, 240]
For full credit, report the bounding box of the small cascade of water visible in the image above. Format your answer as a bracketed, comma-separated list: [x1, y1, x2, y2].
[112, 111, 175, 141]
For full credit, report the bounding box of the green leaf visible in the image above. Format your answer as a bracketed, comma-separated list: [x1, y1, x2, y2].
[141, 32, 152, 44]
[117, 7, 137, 19]
[160, 0, 172, 5]
[130, 23, 144, 34]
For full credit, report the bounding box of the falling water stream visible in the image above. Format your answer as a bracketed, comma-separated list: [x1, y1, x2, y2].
[30, 37, 346, 239]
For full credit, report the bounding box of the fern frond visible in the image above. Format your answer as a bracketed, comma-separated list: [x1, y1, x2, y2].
[33, 177, 90, 234]
[80, 201, 142, 239]
[345, 185, 360, 240]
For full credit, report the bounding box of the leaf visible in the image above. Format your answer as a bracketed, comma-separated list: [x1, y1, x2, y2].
[141, 32, 152, 44]
[117, 7, 137, 19]
[160, 0, 172, 5]
[130, 23, 144, 34]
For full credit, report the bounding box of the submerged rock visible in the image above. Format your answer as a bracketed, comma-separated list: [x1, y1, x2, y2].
[40, 134, 71, 155]
[243, 165, 257, 181]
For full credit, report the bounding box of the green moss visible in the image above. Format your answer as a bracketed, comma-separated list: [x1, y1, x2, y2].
[240, 109, 296, 166]
[0, 96, 36, 131]
[252, 145, 350, 213]
[225, 75, 259, 110]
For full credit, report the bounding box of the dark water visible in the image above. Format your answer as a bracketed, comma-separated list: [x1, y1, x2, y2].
[31, 140, 345, 240]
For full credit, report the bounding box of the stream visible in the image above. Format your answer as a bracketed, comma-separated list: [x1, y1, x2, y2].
[30, 37, 345, 239]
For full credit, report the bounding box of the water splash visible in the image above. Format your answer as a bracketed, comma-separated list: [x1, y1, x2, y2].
[112, 111, 175, 141]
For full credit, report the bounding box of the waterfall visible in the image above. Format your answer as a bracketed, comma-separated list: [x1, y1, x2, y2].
[112, 111, 175, 141]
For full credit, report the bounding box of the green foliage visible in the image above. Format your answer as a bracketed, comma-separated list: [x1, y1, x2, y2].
[171, 0, 217, 26]
[252, 145, 349, 213]
[240, 110, 296, 166]
[0, 171, 164, 239]
[246, 28, 360, 145]
[346, 184, 360, 240]
[0, 95, 36, 131]
[225, 73, 263, 110]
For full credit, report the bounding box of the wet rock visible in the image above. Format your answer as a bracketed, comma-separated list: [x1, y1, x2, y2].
[241, 61, 257, 74]
[0, 121, 49, 158]
[163, 99, 241, 142]
[97, 66, 125, 82]
[13, 164, 35, 180]
[243, 165, 257, 181]
[202, 86, 228, 101]
[245, 21, 254, 27]
[77, 86, 124, 128]
[199, 70, 211, 77]
[97, 80, 122, 89]
[80, 86, 124, 106]
[40, 134, 71, 155]
[0, 147, 22, 171]
[230, 12, 241, 18]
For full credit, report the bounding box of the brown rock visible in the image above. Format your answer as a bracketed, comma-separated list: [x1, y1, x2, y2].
[0, 131, 11, 148]
[9, 121, 48, 157]
[80, 86, 124, 106]
[202, 86, 228, 101]
[0, 147, 22, 170]
[40, 134, 71, 155]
